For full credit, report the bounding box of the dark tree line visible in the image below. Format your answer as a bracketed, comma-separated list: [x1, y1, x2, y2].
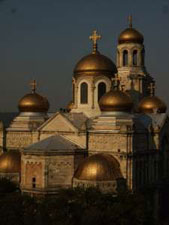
[0, 178, 156, 225]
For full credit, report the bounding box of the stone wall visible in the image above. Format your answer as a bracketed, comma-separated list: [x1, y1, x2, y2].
[21, 155, 45, 190]
[88, 133, 128, 153]
[6, 132, 33, 150]
[21, 152, 86, 194]
[46, 155, 74, 188]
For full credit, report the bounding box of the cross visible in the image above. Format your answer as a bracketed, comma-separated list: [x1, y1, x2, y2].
[148, 82, 155, 96]
[89, 30, 101, 53]
[128, 15, 133, 28]
[112, 74, 121, 90]
[30, 80, 37, 93]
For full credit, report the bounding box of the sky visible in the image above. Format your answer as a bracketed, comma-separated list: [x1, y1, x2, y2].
[0, 0, 169, 112]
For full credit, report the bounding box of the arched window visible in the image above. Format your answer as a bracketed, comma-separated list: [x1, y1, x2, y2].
[98, 82, 106, 101]
[80, 82, 88, 104]
[123, 50, 128, 66]
[133, 50, 138, 66]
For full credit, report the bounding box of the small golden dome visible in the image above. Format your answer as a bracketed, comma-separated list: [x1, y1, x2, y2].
[74, 52, 117, 75]
[99, 90, 133, 112]
[118, 28, 144, 44]
[0, 151, 21, 173]
[67, 101, 74, 112]
[18, 93, 49, 113]
[138, 96, 167, 113]
[74, 154, 123, 181]
[18, 80, 49, 113]
[118, 16, 144, 44]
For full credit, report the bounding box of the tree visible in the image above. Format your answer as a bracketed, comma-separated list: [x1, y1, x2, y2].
[0, 187, 155, 225]
[0, 177, 17, 193]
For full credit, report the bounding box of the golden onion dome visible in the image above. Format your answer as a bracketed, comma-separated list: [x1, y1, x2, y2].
[99, 89, 133, 112]
[18, 80, 49, 113]
[66, 101, 74, 112]
[0, 151, 21, 173]
[74, 30, 117, 77]
[118, 28, 144, 44]
[18, 93, 49, 113]
[74, 153, 123, 181]
[118, 16, 144, 44]
[138, 96, 167, 113]
[74, 52, 117, 76]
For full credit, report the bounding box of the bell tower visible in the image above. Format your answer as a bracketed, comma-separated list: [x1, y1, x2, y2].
[117, 16, 153, 107]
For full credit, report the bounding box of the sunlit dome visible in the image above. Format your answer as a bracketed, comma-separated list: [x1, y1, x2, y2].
[118, 16, 144, 45]
[18, 80, 49, 113]
[0, 151, 21, 174]
[74, 30, 117, 77]
[74, 153, 123, 181]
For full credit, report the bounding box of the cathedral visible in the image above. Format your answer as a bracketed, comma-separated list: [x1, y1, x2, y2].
[0, 16, 169, 207]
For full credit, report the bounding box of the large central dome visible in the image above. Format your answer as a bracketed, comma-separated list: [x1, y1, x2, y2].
[74, 30, 117, 77]
[74, 51, 117, 75]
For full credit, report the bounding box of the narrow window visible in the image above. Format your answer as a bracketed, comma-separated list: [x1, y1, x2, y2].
[32, 177, 36, 188]
[98, 82, 106, 101]
[80, 82, 88, 104]
[123, 50, 128, 66]
[133, 50, 138, 66]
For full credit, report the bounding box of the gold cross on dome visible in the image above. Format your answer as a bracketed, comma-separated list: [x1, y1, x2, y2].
[128, 15, 133, 28]
[89, 30, 101, 53]
[148, 82, 155, 96]
[30, 80, 37, 93]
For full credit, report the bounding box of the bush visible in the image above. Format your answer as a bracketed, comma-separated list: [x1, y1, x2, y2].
[0, 187, 155, 225]
[0, 177, 17, 193]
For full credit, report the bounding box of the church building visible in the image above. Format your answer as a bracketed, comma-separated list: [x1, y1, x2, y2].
[0, 16, 169, 208]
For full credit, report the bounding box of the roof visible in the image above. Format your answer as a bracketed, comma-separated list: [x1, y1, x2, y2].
[0, 112, 54, 129]
[24, 135, 84, 154]
[63, 112, 88, 130]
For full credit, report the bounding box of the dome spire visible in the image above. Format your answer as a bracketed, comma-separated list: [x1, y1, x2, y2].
[128, 15, 133, 28]
[89, 30, 101, 54]
[30, 80, 37, 93]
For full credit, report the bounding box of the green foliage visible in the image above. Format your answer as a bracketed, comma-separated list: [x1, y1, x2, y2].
[0, 177, 17, 193]
[0, 187, 155, 225]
